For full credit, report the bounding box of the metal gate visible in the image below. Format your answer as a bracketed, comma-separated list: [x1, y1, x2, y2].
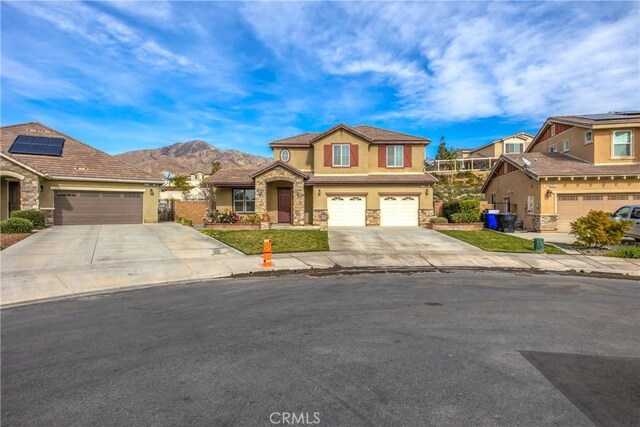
[158, 199, 174, 222]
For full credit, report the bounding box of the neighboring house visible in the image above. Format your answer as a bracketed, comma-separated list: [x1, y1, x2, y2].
[481, 112, 640, 232]
[187, 171, 210, 187]
[205, 123, 437, 227]
[0, 123, 163, 225]
[460, 132, 534, 158]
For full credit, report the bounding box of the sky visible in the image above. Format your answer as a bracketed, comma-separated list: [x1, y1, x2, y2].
[1, 1, 639, 159]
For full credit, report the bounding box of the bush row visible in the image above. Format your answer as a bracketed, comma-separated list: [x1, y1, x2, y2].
[0, 210, 45, 234]
[442, 198, 481, 223]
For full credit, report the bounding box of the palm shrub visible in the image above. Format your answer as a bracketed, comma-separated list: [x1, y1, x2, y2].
[0, 218, 33, 234]
[570, 210, 632, 248]
[11, 209, 45, 229]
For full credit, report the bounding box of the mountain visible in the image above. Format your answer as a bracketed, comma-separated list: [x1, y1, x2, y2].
[114, 140, 272, 178]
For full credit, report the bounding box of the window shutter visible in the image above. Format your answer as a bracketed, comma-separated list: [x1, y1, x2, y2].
[324, 145, 332, 167]
[350, 144, 359, 167]
[378, 145, 386, 167]
[403, 145, 412, 167]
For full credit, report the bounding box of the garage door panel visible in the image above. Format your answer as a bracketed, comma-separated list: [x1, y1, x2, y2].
[54, 191, 143, 225]
[380, 196, 419, 226]
[557, 193, 639, 232]
[327, 196, 366, 227]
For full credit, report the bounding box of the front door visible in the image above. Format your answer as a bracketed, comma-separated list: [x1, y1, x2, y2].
[277, 188, 291, 223]
[8, 181, 20, 216]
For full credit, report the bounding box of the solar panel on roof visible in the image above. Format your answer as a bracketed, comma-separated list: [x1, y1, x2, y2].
[8, 135, 65, 156]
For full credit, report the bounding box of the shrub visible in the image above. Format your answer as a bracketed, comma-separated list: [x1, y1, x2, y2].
[429, 217, 449, 224]
[180, 218, 193, 226]
[570, 210, 632, 248]
[242, 214, 261, 224]
[442, 200, 460, 221]
[605, 246, 640, 259]
[456, 171, 475, 179]
[0, 218, 33, 234]
[206, 209, 240, 224]
[443, 198, 480, 223]
[11, 209, 45, 229]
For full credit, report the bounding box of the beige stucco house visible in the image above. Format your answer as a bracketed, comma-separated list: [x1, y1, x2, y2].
[205, 124, 437, 227]
[481, 112, 640, 231]
[1, 123, 163, 225]
[459, 132, 534, 159]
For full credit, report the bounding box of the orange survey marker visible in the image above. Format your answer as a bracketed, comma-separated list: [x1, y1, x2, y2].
[263, 239, 273, 267]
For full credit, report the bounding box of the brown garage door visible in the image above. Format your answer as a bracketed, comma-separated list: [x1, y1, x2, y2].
[54, 191, 143, 225]
[556, 193, 640, 232]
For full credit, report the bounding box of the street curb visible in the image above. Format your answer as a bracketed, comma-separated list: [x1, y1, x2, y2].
[2, 265, 638, 310]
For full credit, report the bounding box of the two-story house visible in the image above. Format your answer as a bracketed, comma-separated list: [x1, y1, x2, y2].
[205, 124, 437, 227]
[458, 132, 534, 159]
[481, 112, 640, 232]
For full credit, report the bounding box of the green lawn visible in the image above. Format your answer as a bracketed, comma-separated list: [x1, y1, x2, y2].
[439, 230, 565, 254]
[201, 229, 329, 255]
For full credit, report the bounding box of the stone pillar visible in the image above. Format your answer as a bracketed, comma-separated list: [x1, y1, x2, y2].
[292, 180, 305, 226]
[255, 180, 267, 218]
[532, 214, 558, 231]
[365, 209, 380, 226]
[419, 209, 435, 226]
[313, 209, 328, 231]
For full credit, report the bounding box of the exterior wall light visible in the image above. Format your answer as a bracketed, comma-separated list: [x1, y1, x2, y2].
[546, 189, 553, 197]
[317, 189, 321, 196]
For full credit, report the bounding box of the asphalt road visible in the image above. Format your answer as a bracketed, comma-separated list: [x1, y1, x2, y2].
[2, 271, 639, 426]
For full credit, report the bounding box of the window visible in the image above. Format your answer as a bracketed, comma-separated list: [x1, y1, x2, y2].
[612, 130, 632, 157]
[527, 195, 534, 214]
[195, 174, 203, 180]
[584, 131, 593, 145]
[551, 124, 556, 136]
[548, 144, 558, 153]
[613, 207, 630, 219]
[280, 149, 290, 162]
[386, 145, 404, 167]
[608, 194, 628, 201]
[504, 142, 523, 153]
[232, 189, 255, 213]
[631, 208, 640, 219]
[583, 195, 602, 201]
[562, 139, 570, 152]
[332, 144, 350, 167]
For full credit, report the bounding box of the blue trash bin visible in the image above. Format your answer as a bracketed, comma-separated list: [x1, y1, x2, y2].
[486, 212, 498, 230]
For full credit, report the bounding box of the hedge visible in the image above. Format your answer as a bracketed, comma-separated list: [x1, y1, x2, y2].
[0, 218, 34, 234]
[11, 209, 45, 229]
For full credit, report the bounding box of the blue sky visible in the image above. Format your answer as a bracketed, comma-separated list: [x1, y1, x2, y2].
[2, 1, 639, 159]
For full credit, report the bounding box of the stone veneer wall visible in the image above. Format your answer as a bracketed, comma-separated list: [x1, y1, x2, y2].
[0, 157, 40, 213]
[312, 209, 328, 231]
[418, 209, 434, 226]
[531, 214, 558, 231]
[255, 167, 305, 226]
[365, 209, 380, 226]
[41, 210, 54, 226]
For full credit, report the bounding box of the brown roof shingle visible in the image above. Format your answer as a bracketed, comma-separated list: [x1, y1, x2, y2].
[1, 123, 162, 182]
[503, 153, 640, 178]
[203, 168, 256, 187]
[269, 124, 429, 147]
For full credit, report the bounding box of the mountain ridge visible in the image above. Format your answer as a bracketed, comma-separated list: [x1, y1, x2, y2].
[114, 140, 271, 178]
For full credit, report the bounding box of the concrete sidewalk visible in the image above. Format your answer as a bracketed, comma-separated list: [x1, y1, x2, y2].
[2, 225, 639, 307]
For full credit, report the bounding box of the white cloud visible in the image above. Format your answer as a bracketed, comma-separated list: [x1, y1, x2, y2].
[241, 1, 640, 122]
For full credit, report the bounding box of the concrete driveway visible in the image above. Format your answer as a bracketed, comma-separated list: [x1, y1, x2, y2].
[0, 224, 249, 306]
[329, 226, 482, 254]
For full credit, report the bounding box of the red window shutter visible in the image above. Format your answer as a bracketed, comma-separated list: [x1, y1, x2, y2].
[378, 145, 386, 167]
[403, 145, 412, 167]
[350, 144, 359, 167]
[324, 145, 332, 167]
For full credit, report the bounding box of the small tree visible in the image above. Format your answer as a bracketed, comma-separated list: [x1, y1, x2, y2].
[169, 175, 192, 191]
[435, 136, 459, 183]
[210, 161, 221, 176]
[570, 210, 632, 248]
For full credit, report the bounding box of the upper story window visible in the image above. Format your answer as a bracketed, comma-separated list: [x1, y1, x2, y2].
[280, 149, 290, 162]
[386, 145, 404, 167]
[550, 124, 556, 136]
[333, 144, 350, 167]
[195, 173, 203, 180]
[233, 189, 255, 213]
[612, 130, 633, 157]
[549, 144, 558, 153]
[562, 139, 570, 152]
[584, 131, 593, 145]
[504, 142, 523, 154]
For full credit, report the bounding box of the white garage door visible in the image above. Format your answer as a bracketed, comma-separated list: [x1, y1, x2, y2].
[557, 193, 640, 232]
[380, 196, 419, 226]
[327, 196, 366, 226]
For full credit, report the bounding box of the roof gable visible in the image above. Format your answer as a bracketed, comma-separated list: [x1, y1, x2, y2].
[249, 160, 309, 179]
[0, 122, 162, 182]
[308, 123, 373, 144]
